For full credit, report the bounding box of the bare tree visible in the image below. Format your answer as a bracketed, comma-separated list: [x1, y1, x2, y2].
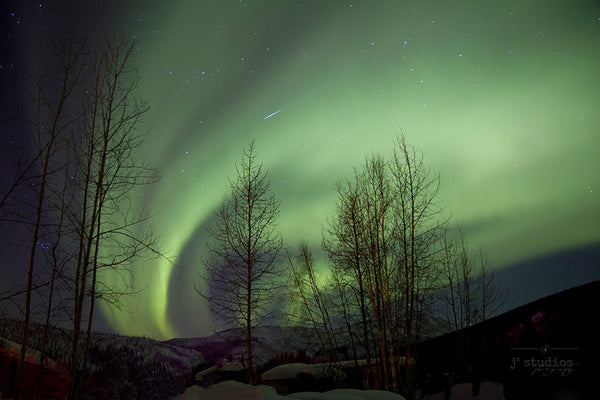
[11, 34, 86, 400]
[287, 242, 343, 384]
[441, 228, 474, 332]
[440, 227, 505, 329]
[322, 134, 445, 397]
[34, 166, 71, 400]
[356, 154, 398, 392]
[2, 29, 161, 400]
[197, 141, 282, 384]
[390, 134, 445, 398]
[477, 249, 504, 323]
[63, 35, 159, 400]
[439, 226, 505, 376]
[323, 178, 376, 388]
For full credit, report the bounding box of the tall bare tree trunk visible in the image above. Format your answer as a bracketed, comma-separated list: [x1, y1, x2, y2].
[246, 264, 253, 383]
[13, 37, 81, 397]
[34, 174, 68, 400]
[197, 141, 282, 387]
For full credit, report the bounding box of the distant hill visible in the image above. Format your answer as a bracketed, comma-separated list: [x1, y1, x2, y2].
[418, 280, 600, 399]
[493, 244, 600, 312]
[2, 277, 598, 398]
[0, 318, 201, 399]
[165, 325, 323, 365]
[0, 321, 324, 399]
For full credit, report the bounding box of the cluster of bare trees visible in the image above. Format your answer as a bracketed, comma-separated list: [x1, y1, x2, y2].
[287, 242, 343, 384]
[0, 34, 159, 400]
[201, 135, 503, 399]
[290, 136, 446, 396]
[284, 136, 503, 399]
[194, 136, 504, 399]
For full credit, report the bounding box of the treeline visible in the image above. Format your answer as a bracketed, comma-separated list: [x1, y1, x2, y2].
[0, 33, 160, 400]
[199, 138, 504, 399]
[0, 317, 196, 399]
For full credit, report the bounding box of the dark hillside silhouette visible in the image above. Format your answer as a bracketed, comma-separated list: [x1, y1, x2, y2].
[417, 280, 600, 399]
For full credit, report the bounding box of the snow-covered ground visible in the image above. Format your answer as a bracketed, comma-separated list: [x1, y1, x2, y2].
[173, 380, 511, 400]
[261, 362, 332, 381]
[172, 380, 406, 400]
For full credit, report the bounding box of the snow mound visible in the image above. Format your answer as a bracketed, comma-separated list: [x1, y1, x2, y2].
[262, 363, 331, 381]
[220, 361, 245, 372]
[173, 380, 281, 399]
[287, 389, 405, 400]
[173, 381, 406, 400]
[286, 391, 363, 400]
[323, 389, 406, 400]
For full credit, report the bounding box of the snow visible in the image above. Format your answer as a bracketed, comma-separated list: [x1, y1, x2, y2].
[173, 380, 406, 400]
[220, 361, 245, 372]
[262, 363, 331, 381]
[174, 379, 505, 400]
[173, 380, 282, 400]
[285, 389, 407, 400]
[324, 389, 407, 400]
[286, 391, 364, 400]
[195, 364, 218, 379]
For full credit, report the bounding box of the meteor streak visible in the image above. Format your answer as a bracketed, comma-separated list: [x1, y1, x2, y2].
[264, 109, 281, 119]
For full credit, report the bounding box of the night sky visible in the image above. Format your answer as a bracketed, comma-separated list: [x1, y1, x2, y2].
[1, 0, 599, 340]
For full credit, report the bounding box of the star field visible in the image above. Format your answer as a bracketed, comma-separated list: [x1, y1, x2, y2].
[1, 0, 599, 339]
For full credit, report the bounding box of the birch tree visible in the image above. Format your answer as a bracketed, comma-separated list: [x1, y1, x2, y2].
[323, 134, 445, 397]
[390, 134, 445, 398]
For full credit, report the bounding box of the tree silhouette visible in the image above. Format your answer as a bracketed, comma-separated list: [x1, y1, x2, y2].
[198, 141, 282, 384]
[12, 33, 87, 400]
[64, 35, 159, 400]
[322, 133, 446, 396]
[439, 226, 505, 376]
[3, 33, 161, 400]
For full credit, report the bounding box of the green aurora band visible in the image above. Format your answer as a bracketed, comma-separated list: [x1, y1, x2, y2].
[93, 1, 599, 339]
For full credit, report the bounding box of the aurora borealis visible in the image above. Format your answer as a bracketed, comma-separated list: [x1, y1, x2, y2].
[2, 0, 599, 340]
